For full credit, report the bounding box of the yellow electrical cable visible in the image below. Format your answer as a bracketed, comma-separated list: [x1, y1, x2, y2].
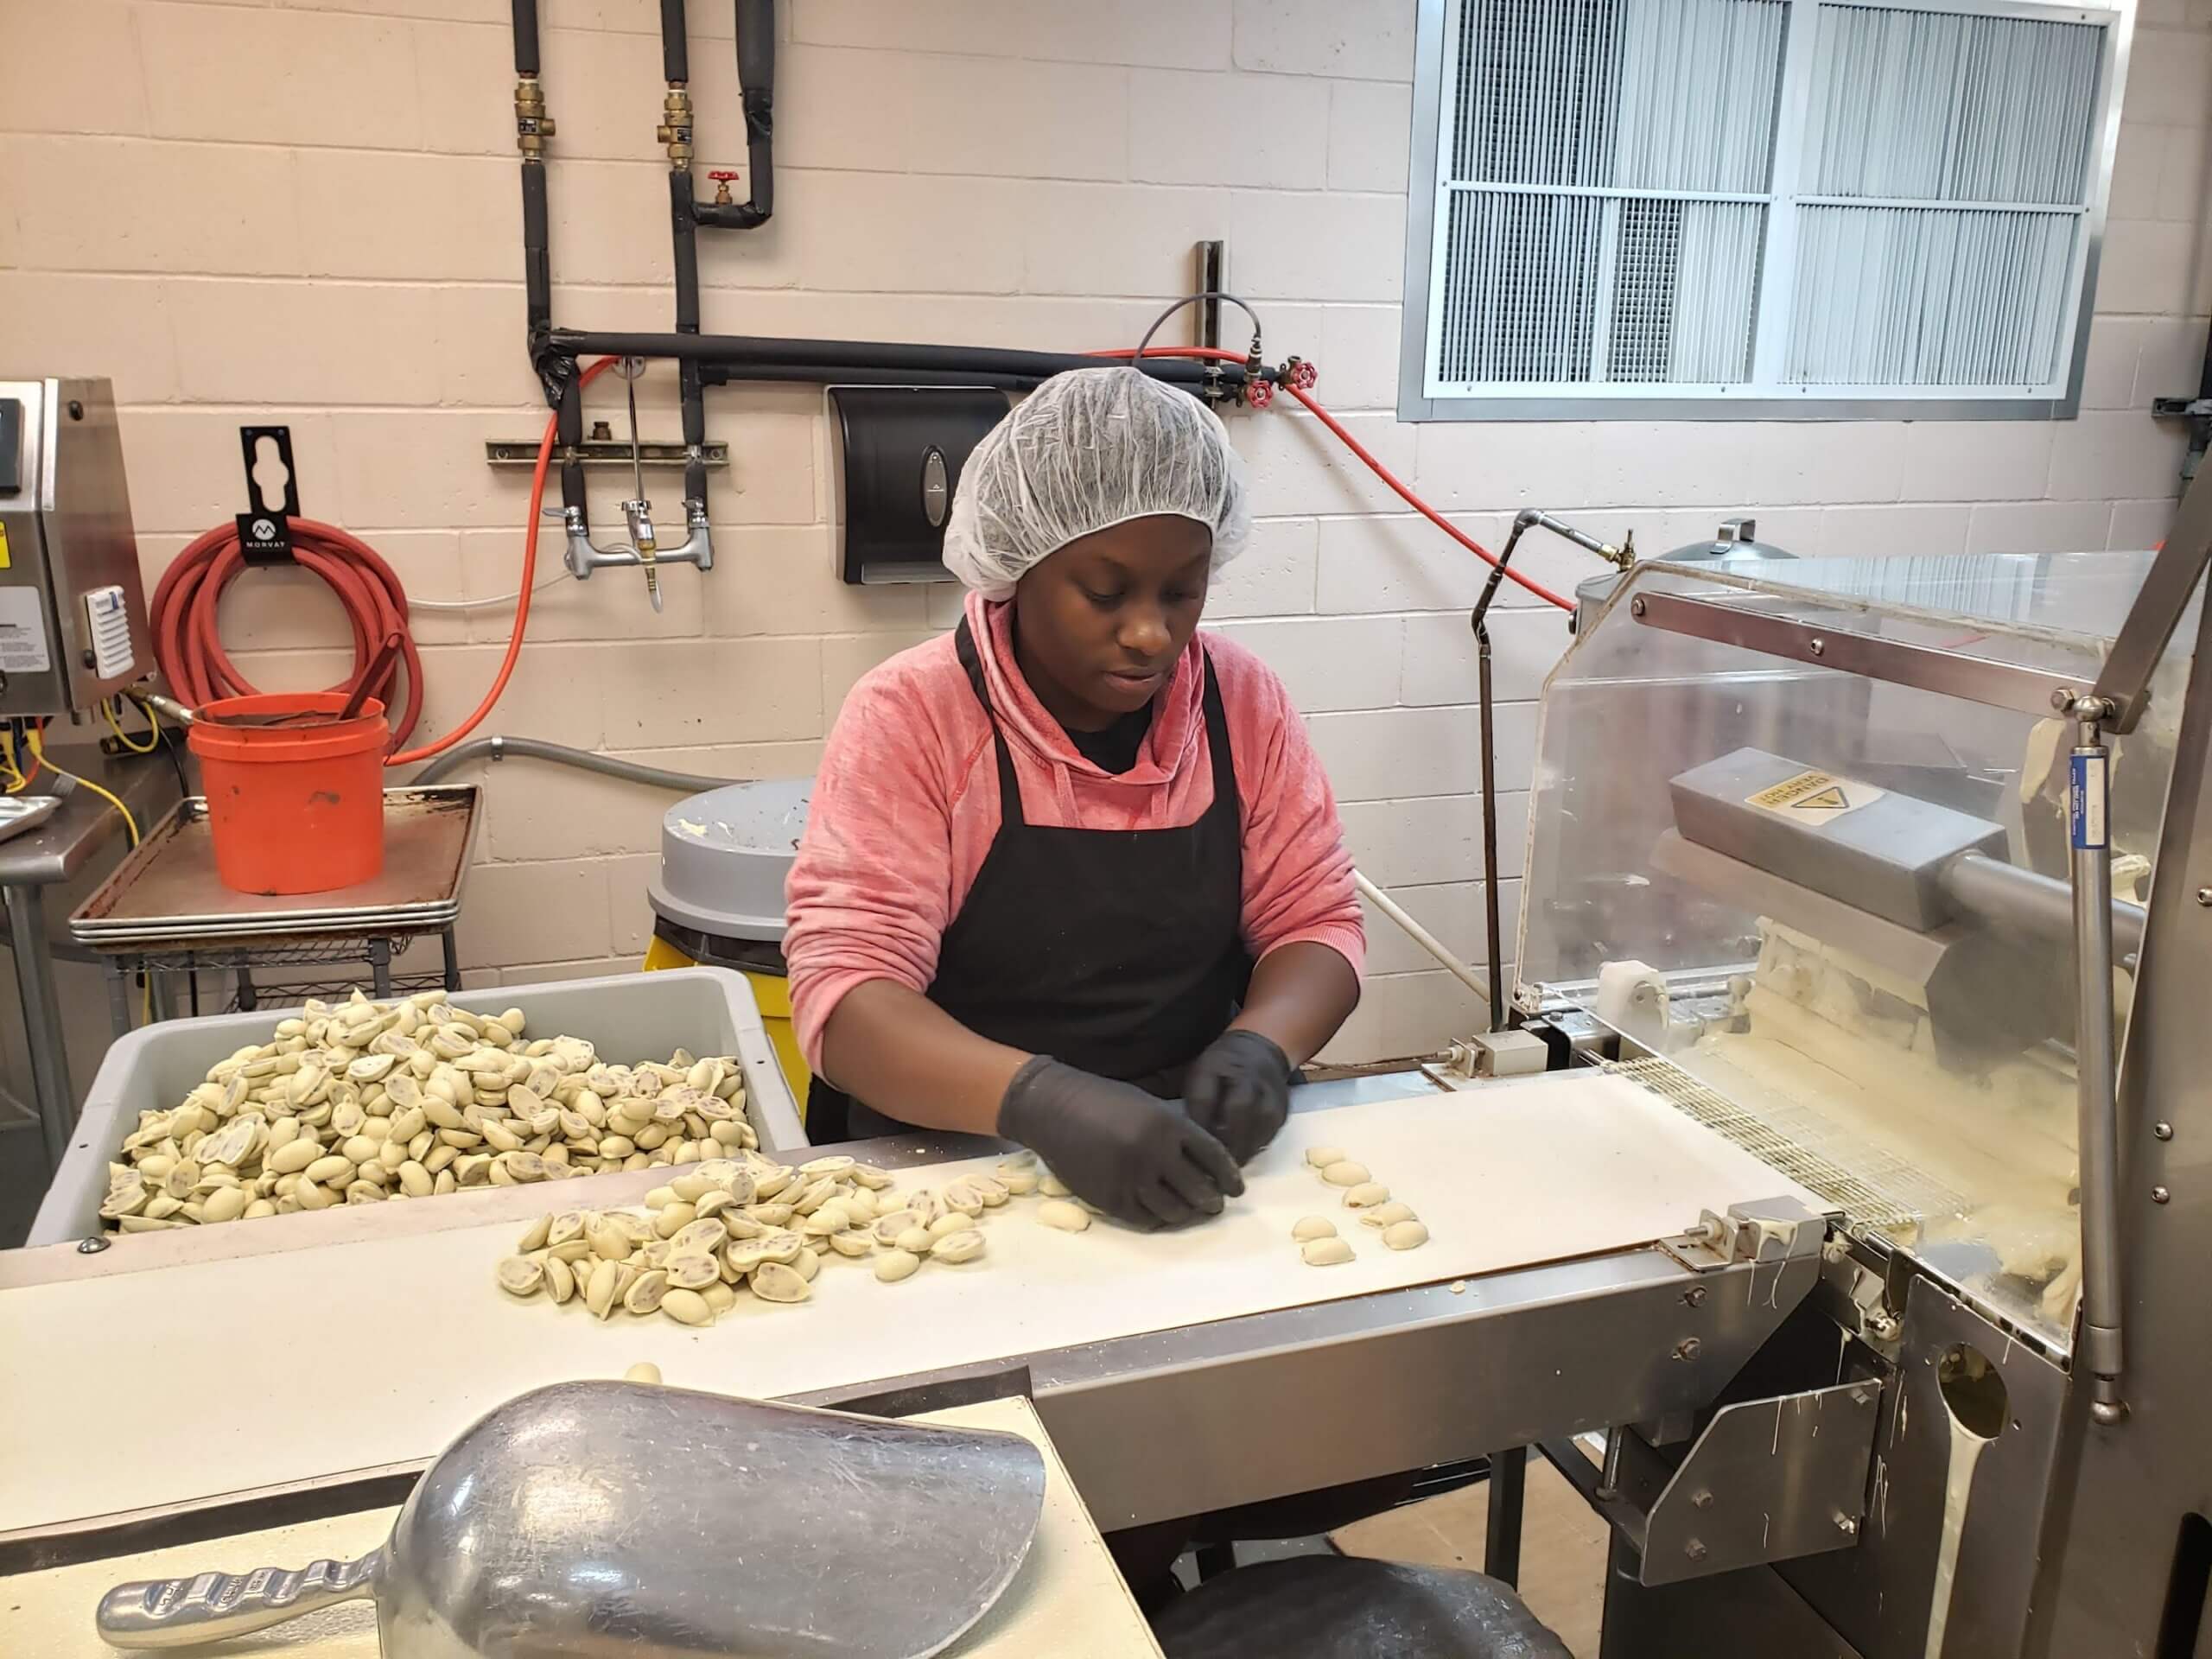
[0, 729, 23, 794]
[102, 696, 161, 754]
[32, 728, 150, 1020]
[29, 728, 137, 849]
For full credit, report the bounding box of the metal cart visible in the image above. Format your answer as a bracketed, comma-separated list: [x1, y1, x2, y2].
[69, 786, 480, 1033]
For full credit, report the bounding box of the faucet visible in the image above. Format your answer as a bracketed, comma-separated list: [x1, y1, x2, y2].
[563, 357, 715, 611]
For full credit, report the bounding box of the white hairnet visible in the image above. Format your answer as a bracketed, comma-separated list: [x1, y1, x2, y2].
[941, 365, 1251, 599]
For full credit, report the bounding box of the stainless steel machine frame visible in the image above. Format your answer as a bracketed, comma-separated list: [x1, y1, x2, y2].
[1521, 474, 2212, 1657]
[0, 378, 153, 719]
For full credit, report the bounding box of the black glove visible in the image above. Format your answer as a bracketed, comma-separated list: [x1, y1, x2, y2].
[996, 1055, 1244, 1230]
[1181, 1029, 1294, 1164]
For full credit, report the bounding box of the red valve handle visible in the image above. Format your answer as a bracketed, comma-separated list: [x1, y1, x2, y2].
[708, 169, 740, 181]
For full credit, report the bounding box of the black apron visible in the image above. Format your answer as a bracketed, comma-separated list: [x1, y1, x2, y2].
[815, 616, 1249, 1141]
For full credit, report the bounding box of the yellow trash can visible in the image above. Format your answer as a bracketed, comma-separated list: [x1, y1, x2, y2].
[642, 779, 813, 1119]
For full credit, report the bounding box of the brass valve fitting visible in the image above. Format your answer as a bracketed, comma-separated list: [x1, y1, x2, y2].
[657, 86, 694, 168]
[514, 76, 555, 157]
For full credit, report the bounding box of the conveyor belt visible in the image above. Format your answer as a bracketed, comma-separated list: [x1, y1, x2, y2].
[1606, 1054, 1966, 1235]
[1, 1076, 1821, 1535]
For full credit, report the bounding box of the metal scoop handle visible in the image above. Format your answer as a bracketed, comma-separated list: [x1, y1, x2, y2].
[96, 1548, 383, 1649]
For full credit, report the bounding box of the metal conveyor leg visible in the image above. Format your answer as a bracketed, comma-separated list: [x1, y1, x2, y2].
[1486, 1445, 1528, 1587]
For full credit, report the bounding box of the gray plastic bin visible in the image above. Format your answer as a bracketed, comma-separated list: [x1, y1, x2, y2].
[28, 968, 808, 1249]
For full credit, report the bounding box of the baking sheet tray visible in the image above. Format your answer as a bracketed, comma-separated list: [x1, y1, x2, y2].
[69, 789, 480, 948]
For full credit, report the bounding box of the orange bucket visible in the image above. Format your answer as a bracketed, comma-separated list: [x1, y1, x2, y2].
[188, 692, 390, 895]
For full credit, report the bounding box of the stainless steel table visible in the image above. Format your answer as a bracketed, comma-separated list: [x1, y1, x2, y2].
[0, 751, 181, 1172]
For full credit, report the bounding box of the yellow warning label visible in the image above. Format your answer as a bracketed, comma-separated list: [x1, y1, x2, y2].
[0, 524, 11, 570]
[1746, 768, 1882, 827]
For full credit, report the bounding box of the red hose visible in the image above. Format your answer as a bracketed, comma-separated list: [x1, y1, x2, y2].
[1086, 346, 1576, 613]
[150, 519, 428, 749]
[385, 355, 616, 766]
[151, 357, 618, 767]
[1281, 383, 1573, 612]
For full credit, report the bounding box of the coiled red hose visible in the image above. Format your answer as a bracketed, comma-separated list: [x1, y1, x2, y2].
[149, 519, 427, 750]
[151, 359, 620, 766]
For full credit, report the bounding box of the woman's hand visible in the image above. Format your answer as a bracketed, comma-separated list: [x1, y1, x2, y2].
[997, 1057, 1243, 1230]
[1182, 1029, 1293, 1163]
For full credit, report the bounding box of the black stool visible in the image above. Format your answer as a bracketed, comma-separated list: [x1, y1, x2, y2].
[1151, 1555, 1571, 1659]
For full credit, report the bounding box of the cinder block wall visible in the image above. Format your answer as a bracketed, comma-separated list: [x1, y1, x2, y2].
[0, 0, 2205, 1064]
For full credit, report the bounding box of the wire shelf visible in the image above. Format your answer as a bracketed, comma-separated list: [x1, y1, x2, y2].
[1605, 1053, 1967, 1236]
[124, 938, 423, 976]
[221, 973, 450, 1013]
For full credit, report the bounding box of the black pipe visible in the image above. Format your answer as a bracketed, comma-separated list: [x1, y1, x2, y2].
[512, 0, 555, 398]
[660, 0, 688, 82]
[702, 363, 1041, 391]
[699, 0, 775, 228]
[685, 0, 774, 230]
[737, 0, 775, 221]
[556, 372, 586, 518]
[550, 330, 1254, 387]
[668, 170, 709, 505]
[692, 199, 772, 231]
[511, 0, 539, 73]
[658, 0, 774, 515]
[1477, 624, 1504, 1028]
[521, 163, 555, 397]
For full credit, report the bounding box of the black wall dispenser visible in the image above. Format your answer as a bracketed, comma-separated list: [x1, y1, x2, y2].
[828, 385, 1009, 584]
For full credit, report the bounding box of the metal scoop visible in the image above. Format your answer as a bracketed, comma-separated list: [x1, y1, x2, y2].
[96, 1379, 1048, 1658]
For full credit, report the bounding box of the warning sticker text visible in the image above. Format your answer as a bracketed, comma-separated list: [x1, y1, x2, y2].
[1746, 767, 1883, 829]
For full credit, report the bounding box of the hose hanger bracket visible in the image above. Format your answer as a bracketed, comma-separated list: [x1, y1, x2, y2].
[235, 426, 299, 568]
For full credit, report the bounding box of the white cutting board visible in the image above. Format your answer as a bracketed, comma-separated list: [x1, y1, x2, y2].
[2, 1074, 1815, 1533]
[4, 1397, 1161, 1659]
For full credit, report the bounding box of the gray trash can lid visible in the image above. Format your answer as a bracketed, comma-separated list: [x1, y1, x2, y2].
[647, 779, 811, 943]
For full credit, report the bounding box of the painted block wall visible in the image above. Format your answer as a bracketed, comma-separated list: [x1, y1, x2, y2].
[0, 0, 2205, 1067]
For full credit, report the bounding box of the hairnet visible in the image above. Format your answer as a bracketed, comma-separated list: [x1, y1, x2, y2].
[941, 365, 1251, 599]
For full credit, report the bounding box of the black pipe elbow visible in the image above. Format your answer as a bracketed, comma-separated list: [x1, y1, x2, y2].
[693, 0, 773, 231]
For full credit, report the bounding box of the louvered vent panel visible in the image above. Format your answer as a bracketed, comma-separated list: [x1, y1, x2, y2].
[1609, 200, 1765, 382]
[1803, 5, 2102, 203]
[1433, 0, 1784, 391]
[1780, 3, 2101, 388]
[1787, 206, 2076, 385]
[1422, 0, 2112, 405]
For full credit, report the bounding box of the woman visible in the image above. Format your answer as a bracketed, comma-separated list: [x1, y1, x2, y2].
[785, 366, 1363, 1228]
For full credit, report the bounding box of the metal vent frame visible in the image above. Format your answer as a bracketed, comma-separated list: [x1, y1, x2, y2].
[1398, 0, 2136, 422]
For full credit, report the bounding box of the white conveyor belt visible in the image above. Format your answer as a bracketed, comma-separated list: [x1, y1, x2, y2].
[2, 1075, 1818, 1535]
[3, 1396, 1164, 1659]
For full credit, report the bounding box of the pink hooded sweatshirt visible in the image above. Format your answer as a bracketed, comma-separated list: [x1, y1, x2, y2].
[784, 591, 1363, 1070]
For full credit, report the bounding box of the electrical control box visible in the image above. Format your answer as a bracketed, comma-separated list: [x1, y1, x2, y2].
[0, 379, 153, 717]
[827, 385, 1009, 585]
